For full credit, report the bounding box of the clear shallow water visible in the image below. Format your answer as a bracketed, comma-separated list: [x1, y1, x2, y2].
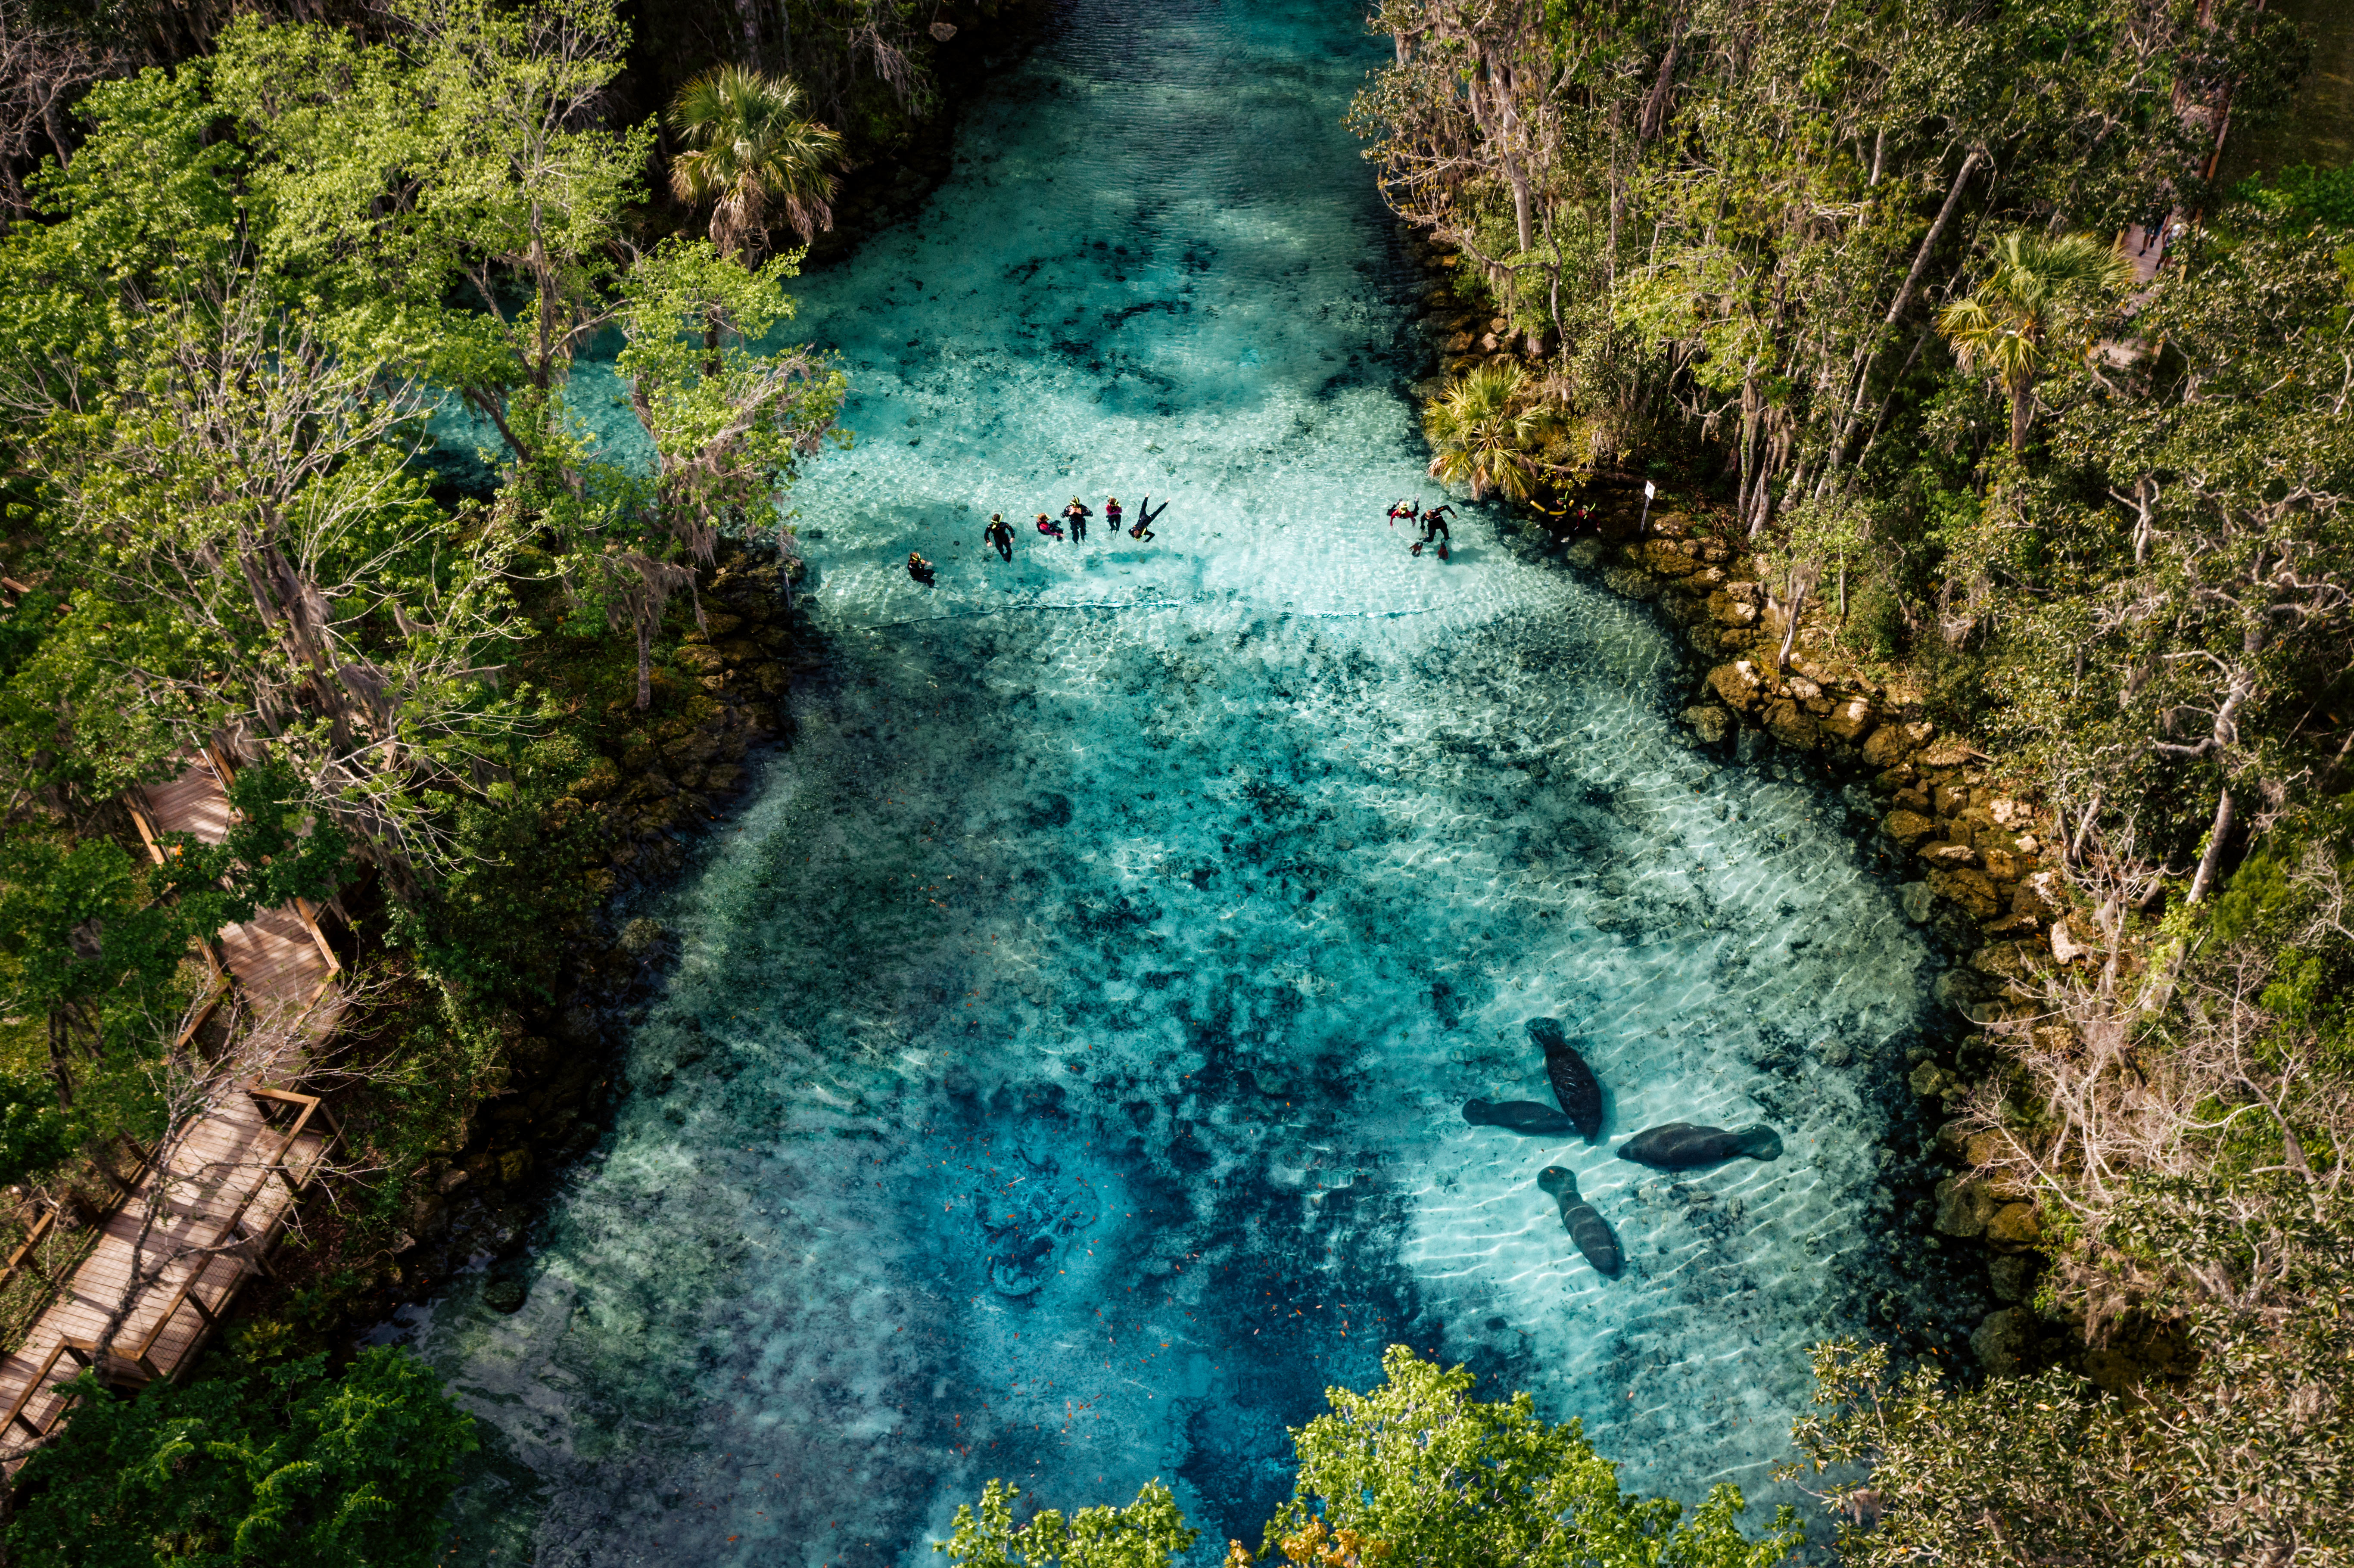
[402, 3, 1934, 1562]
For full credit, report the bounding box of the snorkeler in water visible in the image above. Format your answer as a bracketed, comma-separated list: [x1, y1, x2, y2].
[1103, 496, 1123, 534]
[907, 551, 937, 585]
[985, 513, 1014, 561]
[1063, 497, 1092, 542]
[1131, 496, 1170, 541]
[1386, 498, 1419, 529]
[1037, 511, 1065, 540]
[1420, 504, 1456, 543]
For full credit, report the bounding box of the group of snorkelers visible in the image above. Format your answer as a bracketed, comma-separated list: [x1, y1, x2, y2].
[1386, 498, 1457, 560]
[906, 494, 1173, 583]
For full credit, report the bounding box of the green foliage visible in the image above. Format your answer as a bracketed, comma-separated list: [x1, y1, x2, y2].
[1790, 1170, 2354, 1565]
[1422, 364, 1552, 501]
[0, 835, 194, 1032]
[2238, 163, 2354, 229]
[8, 1348, 477, 1568]
[1268, 1346, 1798, 1568]
[940, 1351, 1797, 1568]
[936, 1478, 1200, 1568]
[668, 64, 844, 254]
[0, 1068, 83, 1186]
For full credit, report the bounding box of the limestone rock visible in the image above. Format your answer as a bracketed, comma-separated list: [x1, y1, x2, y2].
[1823, 699, 1874, 741]
[1908, 1058, 1958, 1098]
[1985, 1201, 2042, 1252]
[1934, 784, 1969, 815]
[1682, 706, 1732, 744]
[1565, 538, 1604, 569]
[1933, 1176, 1997, 1238]
[1707, 660, 1766, 712]
[1861, 725, 1914, 768]
[1640, 539, 1702, 576]
[1971, 1306, 2033, 1373]
[1927, 866, 2001, 918]
[483, 1278, 528, 1315]
[2015, 870, 2062, 921]
[1920, 842, 1979, 868]
[1988, 797, 2030, 828]
[1706, 591, 1760, 628]
[1921, 735, 1973, 768]
[1980, 846, 2019, 882]
[1763, 699, 1821, 750]
[1600, 566, 1663, 600]
[1882, 809, 1939, 846]
[2051, 921, 2089, 964]
[1989, 1252, 2038, 1303]
[1899, 881, 1935, 922]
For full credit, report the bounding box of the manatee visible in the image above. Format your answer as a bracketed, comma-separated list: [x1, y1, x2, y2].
[1462, 1098, 1578, 1136]
[1526, 1017, 1603, 1141]
[1616, 1122, 1784, 1170]
[1536, 1166, 1623, 1277]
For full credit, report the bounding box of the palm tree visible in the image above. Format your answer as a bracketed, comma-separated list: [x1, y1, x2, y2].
[1937, 230, 2134, 454]
[667, 65, 844, 258]
[1425, 364, 1551, 501]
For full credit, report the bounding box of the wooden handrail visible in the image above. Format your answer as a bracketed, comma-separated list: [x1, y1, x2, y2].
[0, 1338, 94, 1439]
[106, 1090, 336, 1386]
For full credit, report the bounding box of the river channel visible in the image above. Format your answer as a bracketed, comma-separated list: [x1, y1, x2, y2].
[404, 2, 1936, 1562]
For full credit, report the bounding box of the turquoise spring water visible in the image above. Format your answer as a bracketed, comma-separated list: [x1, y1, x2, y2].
[399, 2, 1938, 1561]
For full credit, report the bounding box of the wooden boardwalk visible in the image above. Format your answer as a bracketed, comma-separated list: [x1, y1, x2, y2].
[0, 754, 343, 1453]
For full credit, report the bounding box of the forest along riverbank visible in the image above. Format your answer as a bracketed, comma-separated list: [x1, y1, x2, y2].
[386, 2, 1971, 1565]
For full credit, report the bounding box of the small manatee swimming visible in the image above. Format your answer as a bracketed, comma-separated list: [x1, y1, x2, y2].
[1526, 1017, 1603, 1141]
[1536, 1166, 1622, 1277]
[1616, 1122, 1784, 1169]
[1461, 1099, 1578, 1136]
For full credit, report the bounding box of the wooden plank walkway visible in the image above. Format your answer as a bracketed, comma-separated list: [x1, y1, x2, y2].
[0, 754, 345, 1455]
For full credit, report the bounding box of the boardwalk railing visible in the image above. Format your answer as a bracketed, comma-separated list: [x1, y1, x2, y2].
[0, 750, 346, 1462]
[0, 1086, 336, 1444]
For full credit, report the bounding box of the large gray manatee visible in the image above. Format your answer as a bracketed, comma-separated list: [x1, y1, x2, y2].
[1616, 1122, 1783, 1169]
[1537, 1166, 1622, 1278]
[1526, 1017, 1603, 1141]
[1462, 1099, 1579, 1136]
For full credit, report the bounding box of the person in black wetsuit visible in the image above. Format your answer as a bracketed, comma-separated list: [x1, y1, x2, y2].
[907, 551, 937, 585]
[1063, 497, 1092, 542]
[985, 513, 1014, 561]
[1412, 504, 1455, 560]
[1131, 496, 1170, 541]
[1036, 511, 1064, 541]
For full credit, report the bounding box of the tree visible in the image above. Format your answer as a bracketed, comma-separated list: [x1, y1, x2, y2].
[1261, 1347, 1800, 1568]
[667, 63, 842, 257]
[936, 1479, 1199, 1568]
[0, 835, 214, 1106]
[1936, 231, 2133, 453]
[1424, 364, 1548, 502]
[940, 1351, 1799, 1568]
[6, 1348, 477, 1567]
[586, 236, 845, 707]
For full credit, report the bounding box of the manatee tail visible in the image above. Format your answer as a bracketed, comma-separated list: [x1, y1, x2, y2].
[1536, 1165, 1576, 1199]
[1736, 1126, 1784, 1161]
[1462, 1099, 1501, 1126]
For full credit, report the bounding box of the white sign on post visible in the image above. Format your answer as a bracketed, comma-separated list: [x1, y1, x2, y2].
[1638, 479, 1657, 535]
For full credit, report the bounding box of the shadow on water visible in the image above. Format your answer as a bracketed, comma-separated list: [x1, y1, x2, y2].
[399, 2, 1942, 1564]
